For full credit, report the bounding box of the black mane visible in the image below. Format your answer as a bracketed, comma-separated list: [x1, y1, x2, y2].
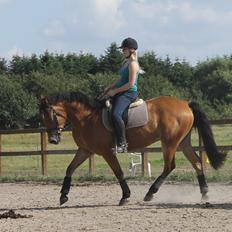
[47, 91, 103, 109]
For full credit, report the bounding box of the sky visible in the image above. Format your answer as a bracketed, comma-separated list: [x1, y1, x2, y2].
[1, 0, 232, 65]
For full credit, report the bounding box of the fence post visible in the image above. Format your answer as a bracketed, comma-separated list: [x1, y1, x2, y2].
[0, 134, 2, 176]
[198, 131, 206, 172]
[40, 131, 48, 175]
[141, 152, 148, 176]
[88, 155, 95, 175]
[89, 155, 96, 175]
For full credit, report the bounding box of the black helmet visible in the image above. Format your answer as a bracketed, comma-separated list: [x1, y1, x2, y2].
[119, 37, 138, 50]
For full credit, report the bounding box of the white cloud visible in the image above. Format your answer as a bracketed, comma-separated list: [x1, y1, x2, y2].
[177, 3, 232, 25]
[178, 2, 217, 23]
[6, 46, 28, 59]
[0, 0, 10, 6]
[133, 1, 232, 25]
[133, 2, 167, 20]
[71, 15, 79, 25]
[43, 40, 66, 54]
[92, 0, 125, 35]
[43, 19, 65, 37]
[0, 0, 10, 10]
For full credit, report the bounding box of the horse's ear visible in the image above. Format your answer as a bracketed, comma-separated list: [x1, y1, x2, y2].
[40, 95, 49, 104]
[40, 95, 46, 101]
[39, 96, 50, 112]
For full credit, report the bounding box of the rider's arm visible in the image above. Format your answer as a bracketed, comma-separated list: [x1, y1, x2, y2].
[113, 61, 139, 94]
[106, 80, 118, 90]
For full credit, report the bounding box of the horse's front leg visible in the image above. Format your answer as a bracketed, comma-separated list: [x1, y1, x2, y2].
[60, 148, 92, 205]
[103, 153, 130, 206]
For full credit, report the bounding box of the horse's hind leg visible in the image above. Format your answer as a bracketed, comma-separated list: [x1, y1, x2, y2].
[144, 143, 177, 201]
[179, 133, 208, 200]
[103, 153, 130, 206]
[60, 148, 92, 205]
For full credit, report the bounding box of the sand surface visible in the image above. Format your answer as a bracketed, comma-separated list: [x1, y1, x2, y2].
[0, 182, 232, 232]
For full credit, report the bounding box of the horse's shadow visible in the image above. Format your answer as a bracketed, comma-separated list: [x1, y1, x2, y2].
[155, 202, 232, 210]
[1, 202, 232, 212]
[118, 202, 232, 211]
[0, 204, 116, 212]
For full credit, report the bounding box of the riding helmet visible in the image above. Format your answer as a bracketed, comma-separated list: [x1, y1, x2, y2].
[119, 37, 138, 50]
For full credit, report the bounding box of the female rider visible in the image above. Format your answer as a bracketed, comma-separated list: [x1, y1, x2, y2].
[104, 37, 140, 153]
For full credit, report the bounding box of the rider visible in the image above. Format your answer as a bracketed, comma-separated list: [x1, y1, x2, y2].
[103, 37, 140, 153]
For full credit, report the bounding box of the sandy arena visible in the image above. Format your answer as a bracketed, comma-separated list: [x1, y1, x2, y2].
[0, 182, 232, 232]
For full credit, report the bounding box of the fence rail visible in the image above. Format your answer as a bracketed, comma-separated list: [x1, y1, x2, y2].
[0, 119, 232, 176]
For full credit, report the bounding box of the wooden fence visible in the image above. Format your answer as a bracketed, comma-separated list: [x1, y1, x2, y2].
[0, 119, 232, 176]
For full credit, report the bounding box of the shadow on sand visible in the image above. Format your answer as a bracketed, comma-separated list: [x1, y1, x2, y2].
[117, 202, 232, 211]
[0, 203, 117, 212]
[1, 201, 232, 213]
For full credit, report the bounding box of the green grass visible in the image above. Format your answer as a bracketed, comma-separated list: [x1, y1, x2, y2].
[0, 125, 232, 183]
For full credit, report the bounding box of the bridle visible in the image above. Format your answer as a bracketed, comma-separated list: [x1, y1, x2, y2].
[45, 106, 65, 134]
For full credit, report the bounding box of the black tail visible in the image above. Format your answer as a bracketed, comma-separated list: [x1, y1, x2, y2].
[188, 101, 226, 170]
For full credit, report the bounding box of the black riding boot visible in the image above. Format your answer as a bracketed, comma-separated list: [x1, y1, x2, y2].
[112, 118, 128, 153]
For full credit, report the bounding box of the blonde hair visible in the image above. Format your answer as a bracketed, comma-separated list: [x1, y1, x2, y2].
[122, 49, 138, 65]
[130, 50, 138, 61]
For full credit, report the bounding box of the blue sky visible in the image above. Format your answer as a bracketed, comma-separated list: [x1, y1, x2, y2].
[1, 0, 232, 65]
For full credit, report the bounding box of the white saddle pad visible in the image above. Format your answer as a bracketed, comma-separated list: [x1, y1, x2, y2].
[102, 101, 149, 131]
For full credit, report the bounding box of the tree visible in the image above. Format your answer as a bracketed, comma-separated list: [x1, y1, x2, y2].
[0, 75, 37, 128]
[40, 51, 64, 75]
[9, 55, 25, 75]
[0, 58, 7, 74]
[99, 43, 123, 73]
[142, 74, 181, 100]
[199, 70, 232, 103]
[63, 53, 99, 75]
[169, 59, 194, 88]
[194, 58, 232, 103]
[139, 51, 162, 75]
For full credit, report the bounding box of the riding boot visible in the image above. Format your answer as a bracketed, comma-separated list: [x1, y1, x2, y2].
[115, 124, 128, 153]
[111, 117, 128, 153]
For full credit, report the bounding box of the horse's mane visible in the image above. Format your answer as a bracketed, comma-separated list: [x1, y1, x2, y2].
[48, 91, 103, 109]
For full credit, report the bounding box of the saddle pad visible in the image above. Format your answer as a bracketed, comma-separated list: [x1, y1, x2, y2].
[102, 101, 149, 131]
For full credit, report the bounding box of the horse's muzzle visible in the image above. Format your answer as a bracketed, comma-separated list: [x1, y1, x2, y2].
[48, 130, 61, 144]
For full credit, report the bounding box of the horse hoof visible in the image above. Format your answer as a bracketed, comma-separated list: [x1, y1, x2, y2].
[119, 198, 129, 206]
[201, 193, 209, 202]
[144, 193, 153, 202]
[60, 195, 68, 205]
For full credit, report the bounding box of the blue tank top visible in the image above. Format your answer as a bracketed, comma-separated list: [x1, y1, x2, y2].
[116, 61, 139, 92]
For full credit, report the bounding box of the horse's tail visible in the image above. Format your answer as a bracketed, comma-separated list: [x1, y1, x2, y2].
[188, 101, 226, 170]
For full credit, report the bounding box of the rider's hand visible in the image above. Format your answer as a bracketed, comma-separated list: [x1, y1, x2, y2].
[98, 87, 111, 100]
[107, 89, 117, 97]
[104, 86, 111, 93]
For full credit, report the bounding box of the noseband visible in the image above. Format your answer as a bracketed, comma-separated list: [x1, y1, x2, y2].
[46, 107, 65, 133]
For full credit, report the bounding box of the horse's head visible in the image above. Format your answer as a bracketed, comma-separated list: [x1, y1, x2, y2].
[39, 96, 67, 145]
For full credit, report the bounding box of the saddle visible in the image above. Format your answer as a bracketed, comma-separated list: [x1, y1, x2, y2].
[102, 98, 149, 131]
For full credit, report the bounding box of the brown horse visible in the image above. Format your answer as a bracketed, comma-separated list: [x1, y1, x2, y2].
[39, 91, 226, 206]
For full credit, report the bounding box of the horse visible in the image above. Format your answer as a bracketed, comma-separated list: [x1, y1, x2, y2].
[39, 91, 226, 206]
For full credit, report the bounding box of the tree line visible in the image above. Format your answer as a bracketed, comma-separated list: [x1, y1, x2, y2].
[0, 43, 232, 129]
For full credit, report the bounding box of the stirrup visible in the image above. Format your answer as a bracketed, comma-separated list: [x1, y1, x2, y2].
[112, 140, 128, 154]
[116, 143, 128, 153]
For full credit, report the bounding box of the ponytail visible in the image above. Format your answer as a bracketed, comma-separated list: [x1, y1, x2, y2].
[130, 50, 138, 61]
